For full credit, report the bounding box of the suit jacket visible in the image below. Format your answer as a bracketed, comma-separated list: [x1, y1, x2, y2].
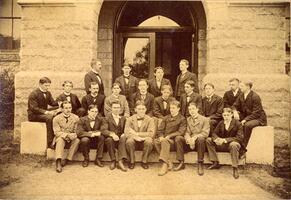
[185, 114, 210, 140]
[129, 92, 155, 116]
[104, 94, 130, 117]
[180, 92, 203, 117]
[156, 113, 187, 138]
[124, 114, 155, 138]
[175, 71, 198, 98]
[56, 93, 81, 115]
[81, 94, 105, 116]
[27, 88, 58, 120]
[223, 89, 242, 108]
[84, 70, 105, 95]
[153, 96, 176, 118]
[101, 114, 126, 137]
[115, 75, 139, 100]
[202, 94, 223, 121]
[212, 119, 244, 144]
[76, 115, 103, 138]
[233, 90, 267, 125]
[148, 78, 172, 97]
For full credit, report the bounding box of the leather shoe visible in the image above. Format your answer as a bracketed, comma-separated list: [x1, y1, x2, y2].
[197, 163, 204, 176]
[158, 163, 168, 176]
[207, 161, 221, 170]
[128, 162, 135, 169]
[141, 162, 149, 169]
[61, 159, 70, 167]
[233, 167, 239, 179]
[82, 159, 89, 167]
[117, 160, 127, 172]
[56, 159, 62, 173]
[110, 161, 116, 170]
[173, 161, 185, 171]
[94, 159, 104, 167]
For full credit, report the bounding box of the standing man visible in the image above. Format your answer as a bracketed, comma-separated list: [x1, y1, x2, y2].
[175, 59, 198, 100]
[101, 101, 128, 172]
[115, 63, 139, 101]
[206, 108, 244, 179]
[76, 104, 105, 167]
[27, 77, 60, 147]
[232, 81, 267, 157]
[125, 101, 155, 169]
[148, 66, 172, 97]
[184, 103, 209, 176]
[223, 78, 242, 108]
[84, 59, 104, 95]
[154, 100, 187, 176]
[52, 101, 80, 173]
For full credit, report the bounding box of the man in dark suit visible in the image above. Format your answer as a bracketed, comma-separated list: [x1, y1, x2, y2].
[27, 77, 60, 146]
[223, 78, 242, 108]
[80, 82, 105, 117]
[114, 63, 139, 101]
[129, 79, 155, 116]
[56, 80, 82, 116]
[154, 100, 187, 176]
[84, 59, 104, 95]
[202, 83, 223, 135]
[76, 104, 105, 167]
[206, 108, 244, 179]
[124, 101, 155, 169]
[148, 66, 172, 97]
[101, 101, 128, 171]
[175, 59, 198, 100]
[232, 81, 267, 157]
[180, 80, 202, 117]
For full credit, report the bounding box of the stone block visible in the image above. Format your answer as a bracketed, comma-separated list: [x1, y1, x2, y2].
[246, 126, 274, 164]
[21, 122, 47, 155]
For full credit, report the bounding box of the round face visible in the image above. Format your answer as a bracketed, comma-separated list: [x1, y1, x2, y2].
[92, 61, 102, 72]
[229, 80, 239, 91]
[188, 104, 198, 117]
[154, 68, 164, 81]
[90, 84, 99, 96]
[122, 66, 131, 76]
[138, 80, 148, 94]
[239, 82, 248, 93]
[62, 103, 72, 116]
[40, 83, 51, 92]
[184, 83, 193, 95]
[63, 83, 73, 93]
[88, 107, 98, 119]
[222, 111, 233, 122]
[170, 104, 180, 116]
[204, 85, 214, 97]
[161, 89, 171, 99]
[112, 85, 121, 96]
[135, 104, 146, 117]
[179, 61, 188, 72]
[111, 103, 121, 115]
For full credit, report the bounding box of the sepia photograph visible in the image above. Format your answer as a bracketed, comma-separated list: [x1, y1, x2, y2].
[0, 0, 290, 199]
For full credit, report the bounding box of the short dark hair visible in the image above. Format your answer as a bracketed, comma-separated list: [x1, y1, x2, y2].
[188, 102, 198, 109]
[229, 78, 240, 83]
[60, 100, 72, 108]
[135, 100, 146, 108]
[180, 59, 189, 66]
[204, 83, 215, 89]
[223, 108, 233, 114]
[154, 66, 164, 73]
[161, 85, 172, 93]
[242, 81, 253, 89]
[112, 82, 121, 89]
[90, 81, 99, 88]
[88, 104, 98, 111]
[185, 80, 196, 89]
[169, 100, 180, 108]
[62, 80, 73, 87]
[39, 77, 51, 84]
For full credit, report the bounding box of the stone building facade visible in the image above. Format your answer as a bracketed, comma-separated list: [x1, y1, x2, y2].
[10, 0, 291, 174]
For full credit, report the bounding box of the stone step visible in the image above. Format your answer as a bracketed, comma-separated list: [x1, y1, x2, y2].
[46, 148, 246, 165]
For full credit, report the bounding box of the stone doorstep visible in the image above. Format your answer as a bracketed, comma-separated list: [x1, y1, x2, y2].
[46, 148, 246, 165]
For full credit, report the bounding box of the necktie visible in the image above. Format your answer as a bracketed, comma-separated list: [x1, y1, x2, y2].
[137, 117, 144, 121]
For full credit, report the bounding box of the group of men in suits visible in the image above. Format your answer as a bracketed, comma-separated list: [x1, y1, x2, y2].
[27, 59, 267, 179]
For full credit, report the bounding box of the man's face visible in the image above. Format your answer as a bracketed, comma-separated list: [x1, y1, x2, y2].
[170, 104, 179, 116]
[122, 66, 131, 76]
[154, 68, 164, 80]
[239, 83, 248, 93]
[111, 104, 121, 115]
[90, 84, 99, 96]
[135, 105, 146, 117]
[62, 103, 72, 116]
[204, 85, 214, 97]
[179, 61, 188, 72]
[161, 89, 171, 99]
[222, 112, 233, 122]
[112, 85, 121, 96]
[88, 107, 98, 119]
[188, 105, 198, 117]
[184, 83, 193, 95]
[229, 80, 239, 91]
[92, 61, 102, 72]
[138, 81, 148, 94]
[40, 83, 50, 92]
[63, 83, 73, 93]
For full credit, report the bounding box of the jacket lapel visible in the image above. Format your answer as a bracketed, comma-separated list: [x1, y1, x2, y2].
[85, 116, 93, 131]
[227, 119, 235, 132]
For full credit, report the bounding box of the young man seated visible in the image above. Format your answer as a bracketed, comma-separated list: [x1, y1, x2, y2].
[148, 66, 172, 97]
[56, 80, 82, 116]
[154, 100, 187, 176]
[101, 101, 128, 172]
[180, 80, 202, 117]
[124, 101, 155, 170]
[206, 108, 243, 179]
[52, 101, 80, 173]
[80, 81, 105, 117]
[76, 104, 105, 167]
[223, 78, 242, 108]
[184, 103, 209, 176]
[104, 83, 130, 118]
[129, 79, 155, 116]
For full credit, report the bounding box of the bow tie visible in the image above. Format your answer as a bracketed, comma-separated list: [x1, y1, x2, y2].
[137, 118, 144, 121]
[64, 115, 70, 123]
[123, 75, 130, 79]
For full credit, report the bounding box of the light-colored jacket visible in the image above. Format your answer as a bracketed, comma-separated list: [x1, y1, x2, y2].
[185, 114, 209, 141]
[104, 94, 130, 117]
[124, 114, 155, 138]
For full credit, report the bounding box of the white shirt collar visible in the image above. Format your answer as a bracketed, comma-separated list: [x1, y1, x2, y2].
[232, 88, 239, 96]
[187, 91, 193, 97]
[244, 90, 251, 99]
[112, 113, 120, 119]
[92, 69, 100, 74]
[39, 87, 46, 93]
[64, 92, 71, 96]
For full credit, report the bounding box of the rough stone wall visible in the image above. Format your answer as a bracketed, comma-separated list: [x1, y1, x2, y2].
[0, 51, 20, 74]
[203, 1, 290, 172]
